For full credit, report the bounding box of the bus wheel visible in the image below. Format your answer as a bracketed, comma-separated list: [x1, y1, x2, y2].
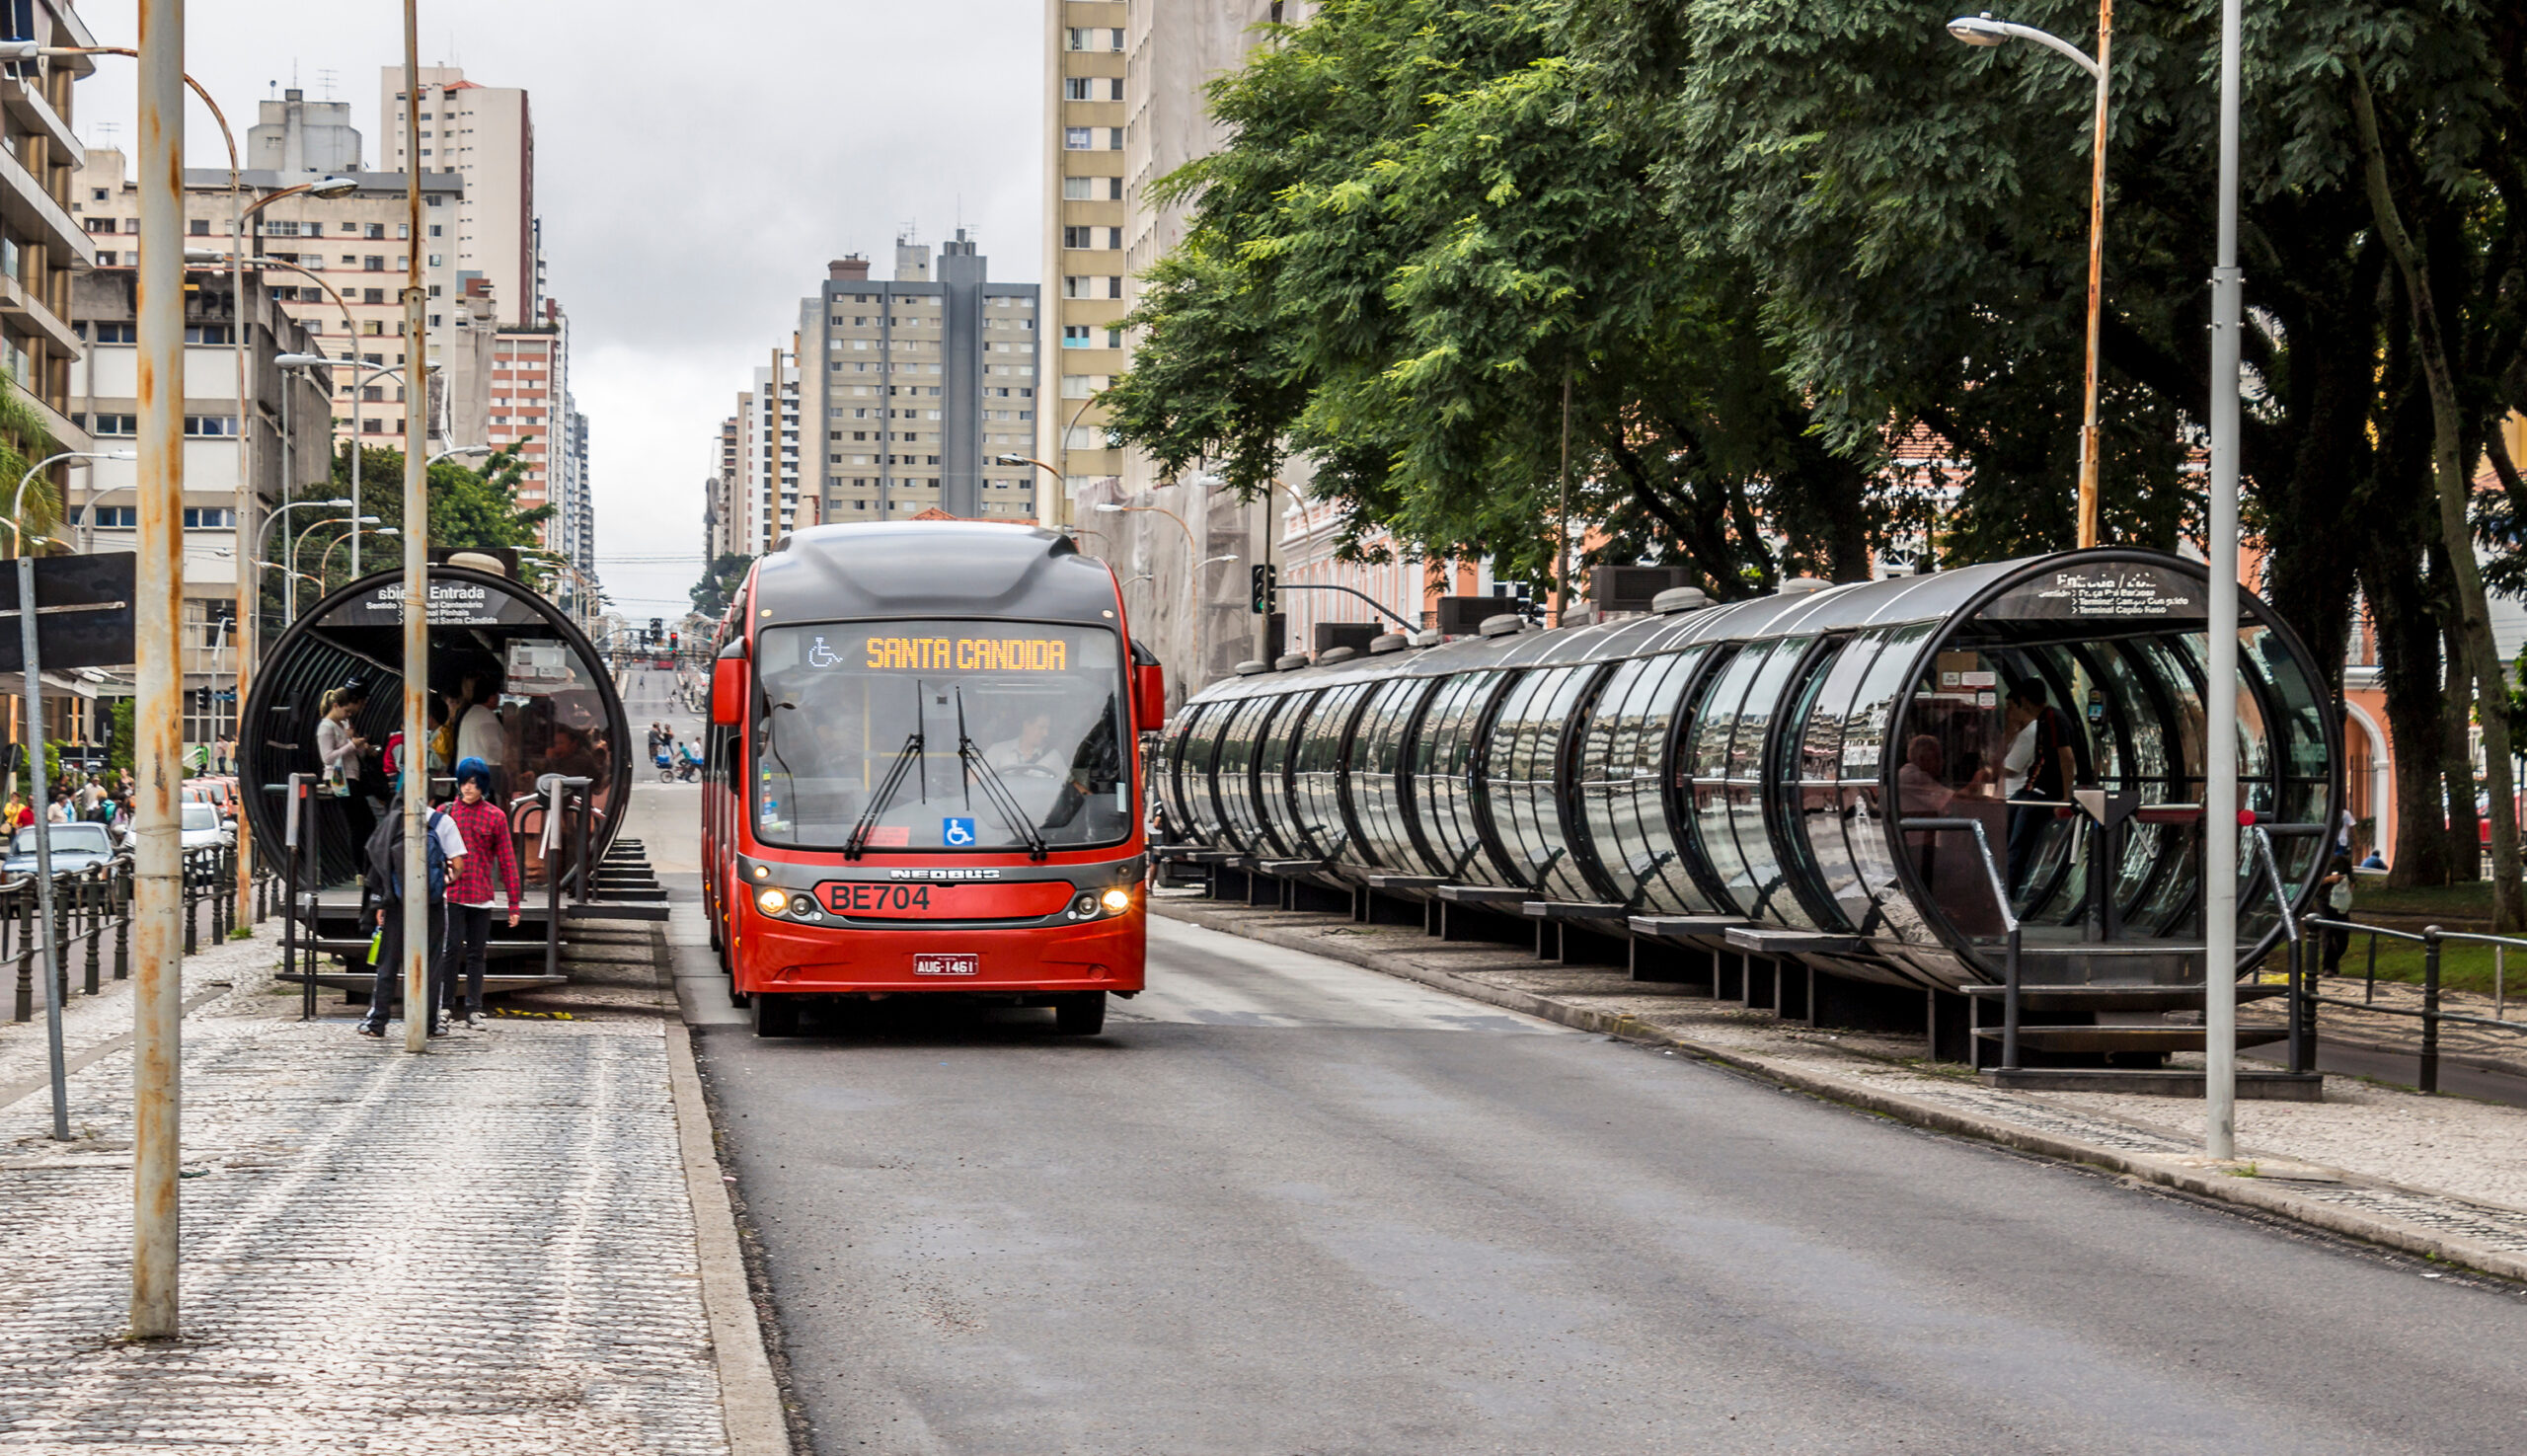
[752, 993, 799, 1037]
[1054, 991, 1106, 1036]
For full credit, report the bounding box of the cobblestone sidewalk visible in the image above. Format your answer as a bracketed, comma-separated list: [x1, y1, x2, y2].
[0, 944, 737, 1453]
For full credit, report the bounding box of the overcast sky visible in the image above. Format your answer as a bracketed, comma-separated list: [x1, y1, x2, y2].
[75, 0, 1044, 619]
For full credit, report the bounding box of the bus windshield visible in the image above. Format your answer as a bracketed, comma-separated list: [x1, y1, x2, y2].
[751, 620, 1131, 852]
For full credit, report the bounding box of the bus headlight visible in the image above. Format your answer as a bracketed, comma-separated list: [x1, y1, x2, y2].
[789, 893, 821, 918]
[756, 886, 791, 916]
[1100, 887, 1132, 914]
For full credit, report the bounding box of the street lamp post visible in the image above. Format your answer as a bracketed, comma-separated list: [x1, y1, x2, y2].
[8, 451, 137, 554]
[320, 524, 398, 582]
[289, 515, 377, 615]
[2202, 0, 2246, 1158]
[1948, 8, 2111, 549]
[258, 498, 353, 624]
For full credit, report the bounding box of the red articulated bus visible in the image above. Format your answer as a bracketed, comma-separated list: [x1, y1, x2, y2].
[702, 521, 1166, 1036]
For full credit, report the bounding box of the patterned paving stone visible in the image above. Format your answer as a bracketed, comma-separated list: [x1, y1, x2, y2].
[0, 1003, 728, 1453]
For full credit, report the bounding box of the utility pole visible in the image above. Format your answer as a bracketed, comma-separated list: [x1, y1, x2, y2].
[399, 2, 431, 1054]
[2202, 0, 2244, 1156]
[130, 0, 187, 1340]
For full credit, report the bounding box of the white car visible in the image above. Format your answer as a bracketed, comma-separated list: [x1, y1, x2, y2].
[180, 801, 234, 852]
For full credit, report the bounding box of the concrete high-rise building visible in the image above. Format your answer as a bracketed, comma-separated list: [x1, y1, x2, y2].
[708, 416, 743, 561]
[68, 271, 333, 749]
[380, 65, 538, 327]
[245, 88, 361, 175]
[740, 355, 802, 552]
[489, 298, 582, 558]
[0, 9, 99, 489]
[808, 236, 1038, 524]
[1041, 0, 1305, 688]
[72, 148, 480, 457]
[1040, 8, 1129, 521]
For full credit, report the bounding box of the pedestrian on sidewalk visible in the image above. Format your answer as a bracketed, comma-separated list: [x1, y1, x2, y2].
[2319, 854, 2355, 976]
[356, 795, 466, 1038]
[438, 755, 520, 1032]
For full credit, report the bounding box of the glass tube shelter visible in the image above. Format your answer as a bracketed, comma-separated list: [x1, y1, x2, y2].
[1161, 550, 2337, 991]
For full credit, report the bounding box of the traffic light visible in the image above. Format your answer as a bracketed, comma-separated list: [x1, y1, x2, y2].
[1250, 562, 1276, 615]
[648, 617, 663, 643]
[668, 631, 679, 653]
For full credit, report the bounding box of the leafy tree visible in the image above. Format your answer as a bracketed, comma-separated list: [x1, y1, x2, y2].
[0, 371, 57, 558]
[1105, 0, 1886, 599]
[261, 438, 560, 628]
[691, 553, 751, 619]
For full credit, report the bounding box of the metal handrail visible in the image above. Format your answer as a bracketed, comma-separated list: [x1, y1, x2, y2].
[2299, 913, 2527, 1093]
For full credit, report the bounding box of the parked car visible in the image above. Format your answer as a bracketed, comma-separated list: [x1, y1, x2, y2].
[182, 777, 240, 821]
[180, 801, 234, 852]
[4, 821, 120, 877]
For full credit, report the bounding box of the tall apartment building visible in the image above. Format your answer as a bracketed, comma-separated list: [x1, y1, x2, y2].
[490, 297, 588, 567]
[0, 9, 99, 501]
[67, 271, 333, 747]
[380, 65, 538, 327]
[72, 148, 484, 456]
[741, 355, 801, 553]
[708, 415, 742, 560]
[808, 235, 1038, 524]
[1040, 10, 1129, 520]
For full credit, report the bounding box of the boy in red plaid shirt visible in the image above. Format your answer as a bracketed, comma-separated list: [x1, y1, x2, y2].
[438, 755, 519, 1030]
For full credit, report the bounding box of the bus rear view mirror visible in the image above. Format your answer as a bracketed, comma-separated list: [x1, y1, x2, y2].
[1133, 661, 1166, 730]
[712, 656, 747, 728]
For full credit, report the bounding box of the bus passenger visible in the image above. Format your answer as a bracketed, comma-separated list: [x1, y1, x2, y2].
[438, 756, 521, 1032]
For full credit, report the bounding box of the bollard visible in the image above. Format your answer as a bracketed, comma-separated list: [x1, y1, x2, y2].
[52, 877, 71, 1007]
[113, 860, 129, 981]
[81, 871, 100, 995]
[10, 886, 28, 1024]
[183, 852, 198, 956]
[2420, 924, 2442, 1095]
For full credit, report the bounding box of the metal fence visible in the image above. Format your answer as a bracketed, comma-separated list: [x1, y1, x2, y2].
[2299, 915, 2527, 1095]
[9, 843, 271, 1023]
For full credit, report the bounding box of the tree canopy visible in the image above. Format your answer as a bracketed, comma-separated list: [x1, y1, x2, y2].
[1107, 0, 2527, 891]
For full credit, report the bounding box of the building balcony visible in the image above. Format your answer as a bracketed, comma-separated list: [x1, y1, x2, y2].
[0, 140, 94, 267]
[0, 267, 78, 355]
[0, 77, 80, 157]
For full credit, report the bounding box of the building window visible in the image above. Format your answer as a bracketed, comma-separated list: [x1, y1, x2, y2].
[1063, 126, 1094, 150]
[182, 326, 234, 345]
[86, 413, 136, 435]
[89, 506, 136, 528]
[86, 323, 136, 345]
[1109, 126, 1124, 150]
[1064, 27, 1123, 50]
[187, 219, 210, 237]
[182, 416, 239, 436]
[1062, 426, 1107, 450]
[182, 507, 236, 529]
[1059, 375, 1110, 399]
[364, 256, 385, 271]
[83, 217, 115, 234]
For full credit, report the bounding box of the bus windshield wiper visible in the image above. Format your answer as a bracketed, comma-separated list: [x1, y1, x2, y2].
[846, 731, 925, 860]
[955, 687, 1048, 861]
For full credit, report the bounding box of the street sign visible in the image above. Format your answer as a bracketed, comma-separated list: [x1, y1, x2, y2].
[0, 552, 136, 672]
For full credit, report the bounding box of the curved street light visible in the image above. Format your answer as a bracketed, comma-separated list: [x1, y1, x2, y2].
[1947, 9, 2111, 547]
[320, 523, 398, 582]
[8, 451, 137, 555]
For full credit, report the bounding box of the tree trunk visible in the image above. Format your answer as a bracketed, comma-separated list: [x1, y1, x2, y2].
[2363, 541, 2453, 886]
[2352, 69, 2524, 927]
[2444, 620, 2483, 881]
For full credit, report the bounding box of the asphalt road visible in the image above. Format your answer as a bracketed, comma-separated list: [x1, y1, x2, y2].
[686, 908, 2527, 1455]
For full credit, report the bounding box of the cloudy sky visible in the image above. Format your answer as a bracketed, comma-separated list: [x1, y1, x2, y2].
[74, 0, 1044, 620]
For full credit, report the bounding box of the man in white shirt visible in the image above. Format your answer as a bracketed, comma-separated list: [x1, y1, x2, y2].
[454, 679, 504, 782]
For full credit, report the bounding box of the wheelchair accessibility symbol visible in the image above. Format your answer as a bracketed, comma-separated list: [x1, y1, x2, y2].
[943, 817, 977, 847]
